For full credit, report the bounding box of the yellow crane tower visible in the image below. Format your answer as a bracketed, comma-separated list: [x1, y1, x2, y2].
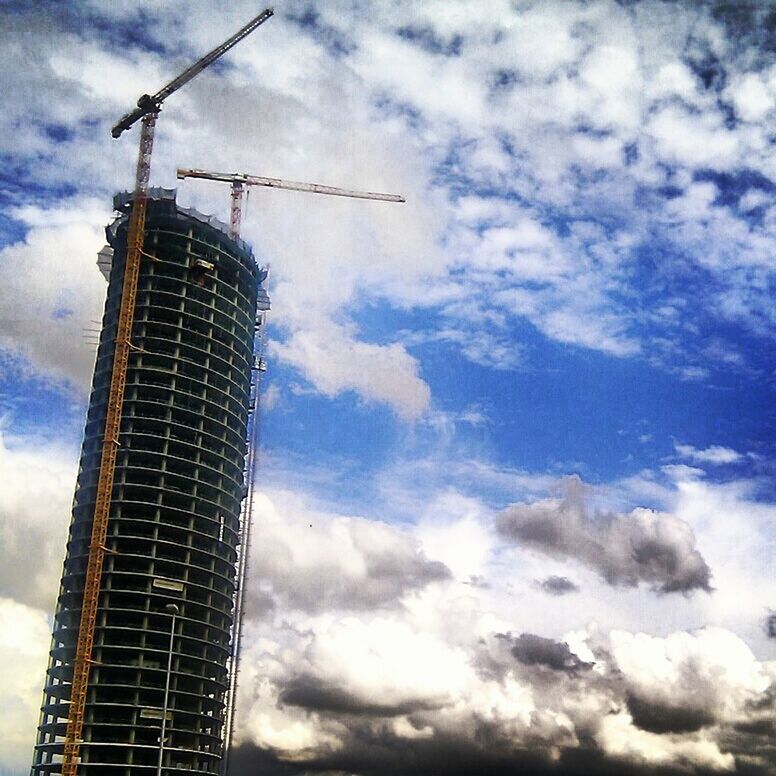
[62, 10, 274, 775]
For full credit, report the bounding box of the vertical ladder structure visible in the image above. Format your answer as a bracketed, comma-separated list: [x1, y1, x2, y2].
[221, 282, 270, 775]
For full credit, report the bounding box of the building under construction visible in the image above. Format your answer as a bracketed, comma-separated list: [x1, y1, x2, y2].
[28, 7, 404, 774]
[31, 189, 270, 774]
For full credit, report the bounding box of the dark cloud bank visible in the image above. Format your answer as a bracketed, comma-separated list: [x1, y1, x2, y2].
[230, 628, 775, 776]
[230, 739, 775, 776]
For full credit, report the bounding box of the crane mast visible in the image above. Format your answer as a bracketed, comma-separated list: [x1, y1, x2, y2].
[60, 110, 156, 776]
[61, 11, 273, 775]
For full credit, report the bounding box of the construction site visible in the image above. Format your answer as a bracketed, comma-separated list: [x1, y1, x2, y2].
[30, 9, 403, 775]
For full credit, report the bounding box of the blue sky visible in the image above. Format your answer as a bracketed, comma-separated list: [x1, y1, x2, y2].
[1, 2, 775, 774]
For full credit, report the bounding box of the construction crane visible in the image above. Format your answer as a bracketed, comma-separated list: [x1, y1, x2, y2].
[177, 167, 406, 237]
[176, 166, 404, 772]
[61, 10, 274, 776]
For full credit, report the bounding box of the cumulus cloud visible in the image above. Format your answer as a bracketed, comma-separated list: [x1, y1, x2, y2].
[272, 321, 430, 421]
[670, 477, 776, 657]
[413, 492, 494, 579]
[1, 2, 444, 419]
[232, 608, 775, 775]
[3, 4, 776, 775]
[725, 70, 775, 123]
[216, 471, 776, 775]
[610, 627, 771, 734]
[647, 105, 740, 169]
[249, 490, 450, 613]
[0, 204, 108, 390]
[0, 432, 76, 611]
[496, 476, 712, 594]
[3, 457, 775, 774]
[2, 0, 773, 404]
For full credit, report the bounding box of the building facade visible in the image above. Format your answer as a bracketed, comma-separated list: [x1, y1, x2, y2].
[32, 190, 269, 774]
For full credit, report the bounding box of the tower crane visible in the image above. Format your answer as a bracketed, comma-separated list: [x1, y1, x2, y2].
[175, 166, 404, 772]
[61, 10, 273, 775]
[176, 167, 406, 237]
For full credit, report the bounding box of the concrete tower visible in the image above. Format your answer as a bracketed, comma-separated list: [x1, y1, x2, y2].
[32, 189, 269, 774]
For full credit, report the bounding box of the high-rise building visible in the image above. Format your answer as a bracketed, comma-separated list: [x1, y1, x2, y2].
[32, 189, 269, 775]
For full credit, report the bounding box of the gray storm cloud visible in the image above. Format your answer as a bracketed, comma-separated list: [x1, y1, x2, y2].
[278, 674, 445, 717]
[496, 476, 712, 594]
[508, 633, 593, 675]
[536, 575, 579, 596]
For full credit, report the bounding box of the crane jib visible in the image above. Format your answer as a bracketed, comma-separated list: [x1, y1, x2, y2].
[110, 8, 273, 138]
[176, 167, 407, 204]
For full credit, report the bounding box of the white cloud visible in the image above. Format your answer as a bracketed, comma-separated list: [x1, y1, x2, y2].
[725, 71, 775, 123]
[1, 440, 774, 773]
[50, 42, 172, 110]
[0, 598, 51, 772]
[595, 712, 735, 771]
[2, 0, 774, 396]
[739, 189, 770, 211]
[221, 466, 776, 769]
[273, 320, 430, 420]
[296, 615, 471, 710]
[350, 30, 487, 125]
[415, 492, 494, 579]
[672, 478, 776, 657]
[232, 558, 775, 772]
[0, 207, 108, 391]
[249, 489, 449, 613]
[1, 6, 775, 774]
[259, 383, 280, 411]
[579, 44, 642, 131]
[648, 61, 700, 102]
[572, 133, 624, 169]
[648, 106, 740, 169]
[610, 626, 770, 723]
[504, 5, 581, 78]
[675, 443, 743, 465]
[0, 433, 76, 611]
